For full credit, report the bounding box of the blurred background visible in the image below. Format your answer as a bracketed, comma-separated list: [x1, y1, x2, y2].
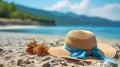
[0, 0, 120, 39]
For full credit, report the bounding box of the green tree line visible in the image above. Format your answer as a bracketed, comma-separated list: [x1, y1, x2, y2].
[0, 0, 55, 23]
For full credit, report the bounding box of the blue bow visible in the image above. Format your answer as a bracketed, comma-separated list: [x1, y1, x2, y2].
[64, 44, 116, 63]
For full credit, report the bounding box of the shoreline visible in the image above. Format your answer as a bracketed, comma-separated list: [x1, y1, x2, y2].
[0, 32, 120, 67]
[0, 25, 39, 30]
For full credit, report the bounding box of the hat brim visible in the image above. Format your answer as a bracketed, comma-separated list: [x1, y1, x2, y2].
[48, 43, 116, 62]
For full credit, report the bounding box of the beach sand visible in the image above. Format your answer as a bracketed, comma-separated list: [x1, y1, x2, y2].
[0, 32, 120, 67]
[0, 25, 39, 30]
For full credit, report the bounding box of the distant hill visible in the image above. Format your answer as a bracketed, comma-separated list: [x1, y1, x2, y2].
[0, 0, 55, 26]
[16, 5, 120, 26]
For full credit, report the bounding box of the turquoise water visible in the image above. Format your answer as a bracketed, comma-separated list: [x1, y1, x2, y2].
[1, 26, 120, 39]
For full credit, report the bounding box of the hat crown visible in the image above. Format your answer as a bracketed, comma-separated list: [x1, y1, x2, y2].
[65, 30, 97, 50]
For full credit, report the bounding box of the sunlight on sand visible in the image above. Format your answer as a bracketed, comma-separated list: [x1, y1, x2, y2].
[0, 25, 39, 30]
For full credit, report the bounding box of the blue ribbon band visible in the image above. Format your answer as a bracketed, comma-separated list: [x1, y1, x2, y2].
[64, 44, 116, 63]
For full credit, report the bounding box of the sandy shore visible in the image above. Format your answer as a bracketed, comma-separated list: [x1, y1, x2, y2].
[0, 32, 120, 67]
[0, 25, 39, 30]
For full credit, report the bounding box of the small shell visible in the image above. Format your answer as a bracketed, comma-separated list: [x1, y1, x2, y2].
[27, 39, 37, 48]
[26, 39, 37, 55]
[36, 44, 48, 56]
[26, 47, 35, 55]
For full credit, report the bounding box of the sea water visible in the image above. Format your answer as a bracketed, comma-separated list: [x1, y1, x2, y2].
[0, 26, 120, 39]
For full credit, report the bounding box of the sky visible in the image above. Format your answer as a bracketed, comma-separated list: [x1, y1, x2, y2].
[4, 0, 120, 21]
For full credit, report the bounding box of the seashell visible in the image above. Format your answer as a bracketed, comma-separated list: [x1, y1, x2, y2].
[36, 44, 48, 56]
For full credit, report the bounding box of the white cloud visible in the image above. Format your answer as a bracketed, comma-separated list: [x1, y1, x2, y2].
[43, 0, 120, 21]
[89, 3, 120, 21]
[70, 0, 89, 14]
[44, 0, 90, 14]
[44, 0, 70, 12]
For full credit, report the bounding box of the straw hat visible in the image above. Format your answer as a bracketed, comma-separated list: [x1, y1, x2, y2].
[48, 30, 116, 62]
